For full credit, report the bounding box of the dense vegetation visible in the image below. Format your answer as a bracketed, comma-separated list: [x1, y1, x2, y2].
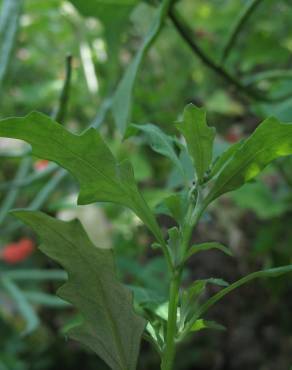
[1, 1, 292, 369]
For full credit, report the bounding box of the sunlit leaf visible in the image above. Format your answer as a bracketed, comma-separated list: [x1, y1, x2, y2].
[204, 117, 292, 207]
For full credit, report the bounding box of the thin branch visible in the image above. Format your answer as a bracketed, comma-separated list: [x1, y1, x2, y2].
[54, 54, 73, 123]
[221, 0, 263, 64]
[244, 69, 292, 86]
[169, 7, 260, 100]
[169, 7, 292, 103]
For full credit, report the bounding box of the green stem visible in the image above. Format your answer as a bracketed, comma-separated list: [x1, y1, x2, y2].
[161, 273, 181, 370]
[161, 188, 203, 370]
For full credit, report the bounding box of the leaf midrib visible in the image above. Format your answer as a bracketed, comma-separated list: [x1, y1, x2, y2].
[208, 132, 290, 202]
[40, 222, 129, 370]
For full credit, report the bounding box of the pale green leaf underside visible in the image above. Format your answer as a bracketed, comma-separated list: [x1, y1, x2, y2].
[177, 104, 215, 182]
[13, 210, 146, 370]
[112, 0, 172, 134]
[133, 123, 186, 177]
[204, 117, 292, 206]
[0, 112, 164, 245]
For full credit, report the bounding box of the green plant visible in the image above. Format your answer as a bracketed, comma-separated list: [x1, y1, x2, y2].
[1, 103, 292, 370]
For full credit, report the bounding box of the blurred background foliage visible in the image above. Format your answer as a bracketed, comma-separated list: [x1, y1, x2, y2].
[0, 0, 292, 369]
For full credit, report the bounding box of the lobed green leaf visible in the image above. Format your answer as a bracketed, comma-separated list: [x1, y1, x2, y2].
[0, 112, 164, 245]
[13, 210, 146, 370]
[176, 104, 216, 183]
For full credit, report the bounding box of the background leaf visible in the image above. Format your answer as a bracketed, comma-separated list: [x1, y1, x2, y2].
[68, 0, 137, 48]
[0, 0, 23, 91]
[112, 0, 172, 134]
[13, 210, 146, 370]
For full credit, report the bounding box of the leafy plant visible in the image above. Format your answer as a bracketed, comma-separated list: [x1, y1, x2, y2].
[1, 103, 292, 370]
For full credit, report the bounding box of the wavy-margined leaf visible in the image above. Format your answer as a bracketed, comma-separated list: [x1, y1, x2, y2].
[13, 210, 146, 370]
[0, 112, 164, 245]
[176, 104, 216, 183]
[112, 0, 172, 134]
[204, 117, 292, 207]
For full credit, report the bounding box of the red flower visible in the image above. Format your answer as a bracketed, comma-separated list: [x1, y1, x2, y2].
[34, 159, 49, 171]
[1, 238, 35, 264]
[225, 127, 242, 143]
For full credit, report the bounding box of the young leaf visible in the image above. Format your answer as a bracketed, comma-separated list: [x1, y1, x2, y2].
[190, 319, 226, 332]
[184, 242, 233, 263]
[183, 265, 292, 337]
[163, 192, 188, 225]
[179, 278, 229, 330]
[112, 0, 172, 134]
[204, 117, 292, 207]
[0, 112, 164, 245]
[132, 123, 186, 178]
[176, 104, 216, 183]
[13, 210, 146, 370]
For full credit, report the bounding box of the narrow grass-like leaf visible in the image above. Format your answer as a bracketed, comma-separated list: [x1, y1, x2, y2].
[0, 0, 22, 89]
[183, 265, 292, 338]
[204, 117, 292, 207]
[13, 210, 146, 370]
[112, 0, 172, 134]
[23, 291, 69, 308]
[184, 242, 233, 263]
[0, 112, 164, 245]
[0, 156, 31, 225]
[4, 269, 67, 281]
[176, 104, 215, 183]
[1, 276, 39, 335]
